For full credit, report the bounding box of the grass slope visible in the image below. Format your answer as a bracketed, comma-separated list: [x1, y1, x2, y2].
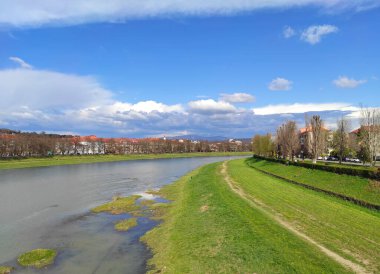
[247, 158, 380, 206]
[142, 163, 349, 273]
[0, 152, 251, 170]
[229, 159, 380, 273]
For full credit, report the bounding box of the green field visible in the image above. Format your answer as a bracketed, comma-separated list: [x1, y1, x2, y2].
[0, 152, 251, 170]
[247, 158, 380, 206]
[141, 161, 368, 273]
[228, 159, 380, 273]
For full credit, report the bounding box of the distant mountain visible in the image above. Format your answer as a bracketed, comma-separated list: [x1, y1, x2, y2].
[166, 135, 252, 142]
[167, 135, 228, 141]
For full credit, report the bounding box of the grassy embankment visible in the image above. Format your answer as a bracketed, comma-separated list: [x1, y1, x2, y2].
[142, 163, 353, 273]
[228, 159, 380, 273]
[247, 158, 380, 206]
[0, 151, 251, 170]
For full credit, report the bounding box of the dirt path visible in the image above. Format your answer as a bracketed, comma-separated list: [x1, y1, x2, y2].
[220, 161, 370, 274]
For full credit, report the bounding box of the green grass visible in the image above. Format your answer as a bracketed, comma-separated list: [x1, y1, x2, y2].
[247, 158, 380, 206]
[114, 218, 138, 231]
[17, 249, 57, 269]
[91, 195, 142, 215]
[0, 266, 13, 274]
[228, 159, 380, 273]
[141, 163, 350, 273]
[0, 152, 251, 170]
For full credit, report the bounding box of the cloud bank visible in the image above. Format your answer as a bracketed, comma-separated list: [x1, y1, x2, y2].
[0, 57, 362, 137]
[1, 0, 379, 28]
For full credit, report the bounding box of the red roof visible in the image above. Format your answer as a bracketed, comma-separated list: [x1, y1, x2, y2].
[299, 126, 329, 134]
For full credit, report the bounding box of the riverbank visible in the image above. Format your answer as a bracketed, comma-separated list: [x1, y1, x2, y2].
[0, 152, 251, 170]
[142, 159, 380, 273]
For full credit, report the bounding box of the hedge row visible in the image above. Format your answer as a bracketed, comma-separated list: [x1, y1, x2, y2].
[252, 155, 380, 180]
[247, 160, 380, 210]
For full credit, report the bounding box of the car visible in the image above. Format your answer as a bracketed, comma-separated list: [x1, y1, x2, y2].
[327, 156, 338, 161]
[351, 158, 361, 163]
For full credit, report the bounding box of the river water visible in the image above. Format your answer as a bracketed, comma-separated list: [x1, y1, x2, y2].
[0, 156, 246, 273]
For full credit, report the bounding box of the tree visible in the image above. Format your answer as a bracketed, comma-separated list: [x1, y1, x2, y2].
[332, 117, 350, 164]
[306, 115, 326, 164]
[252, 134, 274, 157]
[360, 107, 380, 166]
[276, 121, 299, 161]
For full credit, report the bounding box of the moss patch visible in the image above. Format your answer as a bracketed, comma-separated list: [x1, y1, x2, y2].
[0, 266, 13, 274]
[146, 203, 171, 219]
[17, 249, 57, 268]
[139, 199, 156, 207]
[114, 218, 138, 231]
[92, 195, 141, 214]
[145, 189, 161, 195]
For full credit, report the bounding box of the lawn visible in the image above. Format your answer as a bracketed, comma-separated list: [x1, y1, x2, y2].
[0, 152, 251, 170]
[228, 159, 380, 273]
[141, 163, 350, 273]
[247, 158, 380, 206]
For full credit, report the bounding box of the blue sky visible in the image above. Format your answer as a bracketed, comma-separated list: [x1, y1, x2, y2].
[0, 1, 379, 137]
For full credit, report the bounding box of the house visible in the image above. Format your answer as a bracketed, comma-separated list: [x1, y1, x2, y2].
[350, 126, 380, 160]
[298, 126, 332, 158]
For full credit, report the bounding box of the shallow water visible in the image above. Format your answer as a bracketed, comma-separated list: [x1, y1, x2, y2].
[0, 156, 246, 273]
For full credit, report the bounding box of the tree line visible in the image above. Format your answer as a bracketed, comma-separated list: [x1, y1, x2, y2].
[0, 130, 251, 158]
[252, 107, 380, 166]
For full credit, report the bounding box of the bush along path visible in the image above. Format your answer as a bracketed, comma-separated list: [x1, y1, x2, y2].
[227, 159, 380, 273]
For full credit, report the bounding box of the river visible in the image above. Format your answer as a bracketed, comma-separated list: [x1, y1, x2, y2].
[0, 156, 246, 273]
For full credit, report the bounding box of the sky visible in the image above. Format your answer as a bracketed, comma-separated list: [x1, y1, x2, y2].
[0, 0, 379, 137]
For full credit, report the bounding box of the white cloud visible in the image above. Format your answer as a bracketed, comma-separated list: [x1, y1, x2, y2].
[301, 25, 339, 44]
[268, 78, 292, 91]
[253, 102, 358, 115]
[130, 101, 183, 113]
[333, 76, 367, 88]
[9, 56, 33, 69]
[1, 1, 379, 27]
[188, 99, 237, 114]
[283, 26, 296, 38]
[219, 93, 255, 103]
[0, 68, 112, 110]
[0, 64, 368, 137]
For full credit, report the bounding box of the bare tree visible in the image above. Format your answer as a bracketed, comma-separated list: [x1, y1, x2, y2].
[333, 117, 350, 164]
[277, 121, 299, 161]
[306, 115, 326, 163]
[360, 107, 380, 166]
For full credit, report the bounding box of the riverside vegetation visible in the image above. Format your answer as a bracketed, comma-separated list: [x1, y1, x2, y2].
[17, 249, 57, 269]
